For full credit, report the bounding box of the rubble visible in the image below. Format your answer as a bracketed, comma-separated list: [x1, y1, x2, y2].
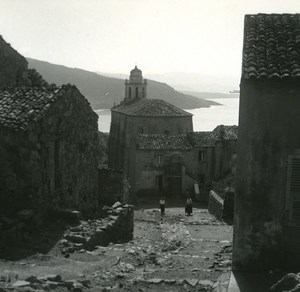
[59, 204, 134, 255]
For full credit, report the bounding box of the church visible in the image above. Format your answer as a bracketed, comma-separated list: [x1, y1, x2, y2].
[108, 66, 237, 200]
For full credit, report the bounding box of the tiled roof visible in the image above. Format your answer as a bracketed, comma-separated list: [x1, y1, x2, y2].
[189, 131, 219, 147]
[112, 98, 192, 117]
[213, 125, 238, 140]
[0, 85, 69, 131]
[243, 14, 300, 78]
[190, 125, 238, 147]
[136, 134, 193, 151]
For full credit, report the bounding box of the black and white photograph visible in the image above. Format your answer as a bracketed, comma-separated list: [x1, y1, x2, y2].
[0, 1, 300, 291]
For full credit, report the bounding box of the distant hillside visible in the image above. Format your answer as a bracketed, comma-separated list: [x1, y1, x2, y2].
[27, 58, 220, 110]
[183, 91, 239, 99]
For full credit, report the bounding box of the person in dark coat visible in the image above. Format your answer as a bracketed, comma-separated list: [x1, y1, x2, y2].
[159, 197, 165, 215]
[185, 194, 193, 216]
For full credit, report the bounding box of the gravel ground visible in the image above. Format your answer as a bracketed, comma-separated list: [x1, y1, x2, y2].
[0, 203, 233, 291]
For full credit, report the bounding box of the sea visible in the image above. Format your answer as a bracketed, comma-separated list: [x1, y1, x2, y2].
[95, 98, 240, 133]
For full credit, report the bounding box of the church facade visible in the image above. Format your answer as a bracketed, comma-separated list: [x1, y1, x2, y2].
[108, 67, 237, 199]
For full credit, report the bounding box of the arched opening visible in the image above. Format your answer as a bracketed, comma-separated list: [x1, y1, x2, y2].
[135, 87, 138, 98]
[129, 87, 131, 99]
[143, 87, 145, 98]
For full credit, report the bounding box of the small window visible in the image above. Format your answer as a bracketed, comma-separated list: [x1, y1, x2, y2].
[135, 87, 138, 98]
[129, 87, 131, 98]
[156, 155, 164, 165]
[198, 150, 206, 162]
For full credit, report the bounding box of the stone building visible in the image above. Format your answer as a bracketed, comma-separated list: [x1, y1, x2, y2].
[108, 66, 193, 194]
[0, 35, 29, 87]
[233, 14, 300, 271]
[98, 167, 130, 206]
[133, 126, 238, 199]
[0, 85, 100, 220]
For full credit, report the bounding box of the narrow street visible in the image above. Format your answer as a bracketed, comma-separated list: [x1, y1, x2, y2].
[0, 203, 233, 292]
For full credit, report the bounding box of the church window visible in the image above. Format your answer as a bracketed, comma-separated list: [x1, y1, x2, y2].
[156, 155, 164, 165]
[198, 150, 206, 162]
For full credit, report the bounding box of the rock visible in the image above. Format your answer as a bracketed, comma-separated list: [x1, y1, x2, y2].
[38, 274, 62, 282]
[59, 239, 69, 246]
[70, 226, 82, 232]
[25, 275, 42, 284]
[147, 278, 162, 284]
[46, 281, 58, 289]
[12, 280, 30, 287]
[185, 279, 198, 287]
[164, 279, 176, 284]
[112, 202, 122, 209]
[271, 273, 300, 292]
[16, 209, 34, 221]
[78, 279, 91, 287]
[198, 280, 214, 287]
[65, 234, 86, 244]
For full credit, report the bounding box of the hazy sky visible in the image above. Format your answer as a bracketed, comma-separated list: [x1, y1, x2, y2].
[0, 0, 300, 80]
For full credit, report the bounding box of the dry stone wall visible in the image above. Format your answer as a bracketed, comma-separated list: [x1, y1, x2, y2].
[0, 86, 100, 224]
[60, 203, 134, 255]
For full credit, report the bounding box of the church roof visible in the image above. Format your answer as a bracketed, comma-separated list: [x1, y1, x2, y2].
[112, 98, 192, 117]
[0, 85, 75, 131]
[136, 134, 193, 151]
[242, 14, 300, 79]
[130, 65, 142, 75]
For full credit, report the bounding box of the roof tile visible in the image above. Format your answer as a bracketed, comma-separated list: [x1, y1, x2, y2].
[112, 98, 192, 117]
[243, 14, 300, 79]
[0, 86, 67, 131]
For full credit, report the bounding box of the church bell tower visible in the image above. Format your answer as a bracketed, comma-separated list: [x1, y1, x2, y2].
[124, 66, 147, 100]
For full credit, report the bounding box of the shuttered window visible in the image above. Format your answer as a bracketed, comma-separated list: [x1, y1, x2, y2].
[286, 156, 300, 224]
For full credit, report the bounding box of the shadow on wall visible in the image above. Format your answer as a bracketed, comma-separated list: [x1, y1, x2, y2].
[228, 271, 287, 292]
[0, 210, 79, 261]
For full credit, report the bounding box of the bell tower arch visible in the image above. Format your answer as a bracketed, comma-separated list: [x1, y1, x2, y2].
[125, 66, 147, 100]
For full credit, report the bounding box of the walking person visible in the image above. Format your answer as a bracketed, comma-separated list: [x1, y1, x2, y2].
[159, 196, 165, 216]
[185, 194, 193, 216]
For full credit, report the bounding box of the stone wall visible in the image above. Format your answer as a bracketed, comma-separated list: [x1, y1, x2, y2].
[0, 86, 100, 222]
[61, 203, 134, 252]
[233, 78, 300, 271]
[98, 168, 130, 206]
[0, 36, 29, 87]
[108, 112, 193, 174]
[208, 189, 234, 221]
[208, 190, 224, 219]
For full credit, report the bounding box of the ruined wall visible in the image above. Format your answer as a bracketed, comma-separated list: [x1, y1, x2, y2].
[98, 168, 129, 206]
[0, 36, 29, 87]
[62, 203, 134, 251]
[0, 86, 100, 221]
[233, 79, 300, 270]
